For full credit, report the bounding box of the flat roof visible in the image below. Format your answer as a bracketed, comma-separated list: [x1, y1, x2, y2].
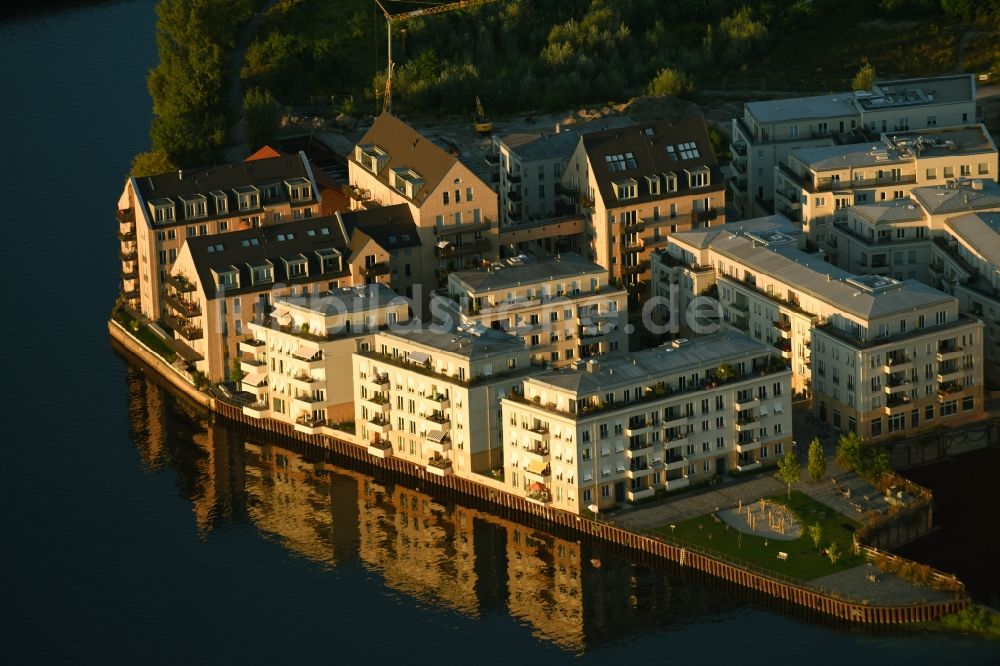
[379, 323, 526, 360]
[850, 199, 926, 224]
[671, 226, 952, 319]
[746, 93, 855, 124]
[497, 130, 581, 162]
[277, 283, 404, 315]
[523, 332, 776, 394]
[945, 212, 1000, 270]
[664, 215, 800, 250]
[911, 180, 1000, 215]
[859, 74, 975, 110]
[450, 252, 606, 292]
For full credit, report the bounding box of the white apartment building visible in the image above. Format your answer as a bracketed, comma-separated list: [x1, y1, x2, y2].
[239, 284, 409, 430]
[774, 124, 997, 245]
[500, 332, 793, 514]
[731, 74, 978, 218]
[351, 324, 533, 477]
[431, 253, 628, 368]
[655, 220, 985, 439]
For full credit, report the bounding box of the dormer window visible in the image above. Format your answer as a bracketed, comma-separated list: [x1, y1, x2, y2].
[391, 167, 424, 199]
[663, 172, 678, 192]
[645, 174, 661, 195]
[234, 185, 260, 211]
[247, 259, 274, 285]
[148, 198, 175, 224]
[687, 167, 710, 189]
[315, 247, 342, 274]
[260, 183, 281, 203]
[179, 194, 207, 220]
[282, 254, 308, 279]
[213, 265, 239, 289]
[211, 190, 228, 214]
[285, 177, 312, 203]
[355, 143, 390, 174]
[614, 178, 638, 200]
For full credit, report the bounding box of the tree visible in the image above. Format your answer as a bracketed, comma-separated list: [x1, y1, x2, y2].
[230, 358, 245, 384]
[776, 449, 800, 498]
[852, 62, 875, 91]
[808, 522, 823, 549]
[646, 67, 691, 96]
[243, 87, 279, 152]
[836, 431, 864, 472]
[807, 437, 826, 482]
[827, 541, 841, 565]
[130, 150, 176, 178]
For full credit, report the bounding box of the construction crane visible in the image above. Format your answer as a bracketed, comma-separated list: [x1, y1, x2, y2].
[374, 0, 499, 115]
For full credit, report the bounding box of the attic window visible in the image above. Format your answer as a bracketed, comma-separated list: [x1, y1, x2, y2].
[356, 143, 389, 174]
[645, 174, 661, 195]
[401, 234, 410, 242]
[644, 127, 654, 136]
[605, 153, 636, 172]
[666, 146, 676, 160]
[678, 142, 700, 159]
[285, 177, 312, 203]
[614, 179, 638, 200]
[240, 238, 261, 248]
[663, 172, 678, 192]
[391, 167, 424, 199]
[320, 227, 330, 235]
[388, 235, 397, 244]
[214, 266, 239, 289]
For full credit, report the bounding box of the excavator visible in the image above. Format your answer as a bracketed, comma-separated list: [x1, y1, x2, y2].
[473, 96, 492, 135]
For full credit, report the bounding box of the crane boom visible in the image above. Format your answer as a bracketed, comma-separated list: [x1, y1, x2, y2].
[375, 0, 499, 114]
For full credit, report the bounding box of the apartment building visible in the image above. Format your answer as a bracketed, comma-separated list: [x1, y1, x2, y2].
[168, 216, 353, 382]
[351, 324, 534, 477]
[774, 124, 997, 244]
[347, 113, 499, 298]
[562, 115, 725, 293]
[431, 253, 628, 367]
[500, 332, 793, 514]
[117, 151, 323, 319]
[655, 221, 985, 439]
[730, 74, 978, 218]
[338, 204, 424, 302]
[238, 284, 409, 430]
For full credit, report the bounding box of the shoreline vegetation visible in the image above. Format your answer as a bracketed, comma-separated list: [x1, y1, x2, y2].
[134, 0, 998, 173]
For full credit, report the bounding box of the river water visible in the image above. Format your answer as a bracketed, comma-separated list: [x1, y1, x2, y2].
[1, 1, 998, 662]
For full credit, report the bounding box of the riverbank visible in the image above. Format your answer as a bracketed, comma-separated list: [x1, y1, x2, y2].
[109, 320, 973, 627]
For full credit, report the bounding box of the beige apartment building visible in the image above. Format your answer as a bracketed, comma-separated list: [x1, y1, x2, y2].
[774, 124, 997, 245]
[561, 115, 725, 294]
[730, 74, 978, 218]
[338, 204, 424, 301]
[168, 216, 354, 382]
[238, 284, 409, 430]
[500, 332, 793, 514]
[351, 324, 534, 477]
[116, 151, 323, 320]
[347, 113, 500, 303]
[655, 221, 985, 439]
[430, 253, 628, 368]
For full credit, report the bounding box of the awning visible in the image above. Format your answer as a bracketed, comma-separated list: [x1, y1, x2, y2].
[272, 307, 290, 322]
[773, 401, 784, 413]
[436, 240, 451, 249]
[529, 482, 546, 491]
[526, 460, 548, 475]
[407, 350, 430, 364]
[426, 429, 447, 443]
[243, 368, 267, 386]
[295, 342, 320, 359]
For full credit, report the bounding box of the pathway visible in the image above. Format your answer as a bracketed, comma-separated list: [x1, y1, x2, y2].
[224, 0, 281, 161]
[810, 564, 956, 606]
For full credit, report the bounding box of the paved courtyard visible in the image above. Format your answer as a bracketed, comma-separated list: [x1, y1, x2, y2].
[810, 563, 957, 606]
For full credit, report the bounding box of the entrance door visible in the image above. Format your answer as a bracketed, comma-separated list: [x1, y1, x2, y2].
[614, 481, 625, 502]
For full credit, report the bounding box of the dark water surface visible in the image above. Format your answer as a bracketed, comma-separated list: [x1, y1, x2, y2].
[2, 1, 999, 663]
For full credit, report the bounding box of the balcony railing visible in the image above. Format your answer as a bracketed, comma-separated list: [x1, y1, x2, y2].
[166, 274, 196, 293]
[436, 238, 492, 259]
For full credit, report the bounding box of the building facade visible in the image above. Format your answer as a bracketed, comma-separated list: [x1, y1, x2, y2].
[431, 253, 628, 368]
[500, 333, 793, 514]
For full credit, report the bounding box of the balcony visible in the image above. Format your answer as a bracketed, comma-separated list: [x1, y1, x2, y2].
[423, 411, 451, 431]
[883, 356, 913, 373]
[240, 357, 266, 374]
[292, 394, 326, 413]
[736, 460, 762, 472]
[345, 184, 371, 201]
[937, 381, 965, 401]
[436, 238, 492, 259]
[620, 260, 650, 275]
[624, 421, 655, 437]
[426, 456, 453, 477]
[163, 313, 203, 341]
[361, 262, 390, 278]
[243, 402, 270, 419]
[294, 416, 326, 435]
[506, 172, 521, 184]
[425, 394, 450, 410]
[627, 487, 655, 503]
[121, 266, 138, 280]
[625, 463, 652, 479]
[663, 413, 687, 429]
[626, 440, 654, 458]
[734, 396, 759, 411]
[690, 208, 719, 225]
[736, 439, 762, 453]
[527, 425, 550, 443]
[663, 475, 690, 490]
[936, 368, 963, 383]
[119, 248, 137, 262]
[166, 273, 196, 293]
[523, 460, 551, 482]
[366, 416, 391, 436]
[936, 345, 963, 363]
[367, 438, 394, 459]
[664, 455, 687, 471]
[424, 431, 451, 455]
[117, 229, 136, 243]
[164, 292, 201, 318]
[365, 373, 390, 391]
[735, 416, 760, 432]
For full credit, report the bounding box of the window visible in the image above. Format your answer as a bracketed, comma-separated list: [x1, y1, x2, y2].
[443, 191, 449, 205]
[979, 162, 990, 176]
[583, 489, 592, 503]
[961, 164, 971, 177]
[605, 153, 636, 172]
[963, 396, 974, 411]
[941, 400, 957, 417]
[677, 142, 700, 159]
[926, 167, 937, 180]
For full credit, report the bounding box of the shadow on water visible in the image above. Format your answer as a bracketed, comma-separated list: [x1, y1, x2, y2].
[116, 347, 955, 653]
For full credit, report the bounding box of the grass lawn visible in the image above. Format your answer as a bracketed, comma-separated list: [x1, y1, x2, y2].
[653, 491, 863, 582]
[113, 307, 178, 363]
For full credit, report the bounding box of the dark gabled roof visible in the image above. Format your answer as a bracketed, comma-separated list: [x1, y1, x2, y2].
[352, 113, 459, 207]
[135, 153, 317, 225]
[339, 204, 421, 252]
[582, 114, 724, 206]
[181, 216, 350, 300]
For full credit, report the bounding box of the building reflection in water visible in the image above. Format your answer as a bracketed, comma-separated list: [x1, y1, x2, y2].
[124, 365, 740, 653]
